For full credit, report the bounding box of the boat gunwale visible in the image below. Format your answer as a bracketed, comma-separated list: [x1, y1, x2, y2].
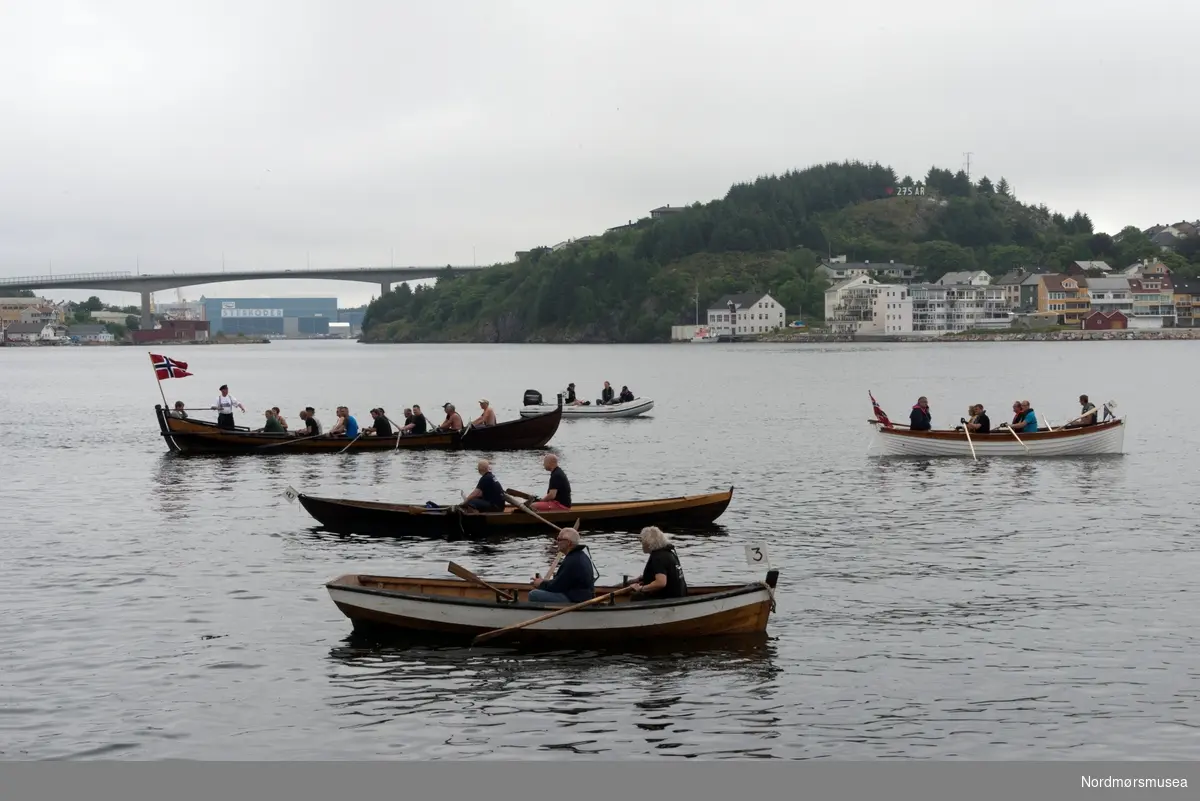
[297, 487, 733, 515]
[873, 418, 1123, 442]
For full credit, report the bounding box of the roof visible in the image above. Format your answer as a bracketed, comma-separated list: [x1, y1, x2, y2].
[1171, 278, 1200, 295]
[1072, 260, 1112, 272]
[937, 270, 989, 285]
[68, 324, 109, 335]
[1020, 273, 1046, 286]
[4, 321, 48, 334]
[709, 292, 767, 311]
[1041, 274, 1088, 292]
[1086, 277, 1133, 291]
[826, 275, 873, 293]
[1129, 276, 1174, 292]
[0, 296, 51, 306]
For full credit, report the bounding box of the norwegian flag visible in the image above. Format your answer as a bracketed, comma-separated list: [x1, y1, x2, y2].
[869, 390, 893, 428]
[150, 353, 192, 380]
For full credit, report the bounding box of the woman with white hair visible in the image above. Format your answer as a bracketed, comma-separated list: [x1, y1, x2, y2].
[627, 526, 688, 599]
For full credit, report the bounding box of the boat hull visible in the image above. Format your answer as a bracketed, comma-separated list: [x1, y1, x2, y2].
[872, 419, 1126, 457]
[326, 572, 777, 644]
[155, 401, 561, 455]
[520, 397, 654, 419]
[297, 487, 734, 538]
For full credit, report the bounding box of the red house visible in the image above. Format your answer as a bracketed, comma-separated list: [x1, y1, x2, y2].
[131, 319, 211, 344]
[1081, 310, 1127, 330]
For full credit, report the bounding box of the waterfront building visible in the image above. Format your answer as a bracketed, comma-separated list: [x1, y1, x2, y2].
[200, 297, 336, 337]
[706, 293, 786, 336]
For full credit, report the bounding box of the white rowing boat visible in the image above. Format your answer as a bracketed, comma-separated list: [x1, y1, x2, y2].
[869, 418, 1126, 457]
[520, 396, 654, 419]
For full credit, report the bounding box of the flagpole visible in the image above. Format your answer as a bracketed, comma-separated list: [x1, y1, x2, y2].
[150, 350, 169, 409]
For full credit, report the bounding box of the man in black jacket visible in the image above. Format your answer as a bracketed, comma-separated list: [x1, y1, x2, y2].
[529, 528, 595, 604]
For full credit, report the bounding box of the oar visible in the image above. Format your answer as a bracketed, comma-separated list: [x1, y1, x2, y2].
[256, 433, 323, 450]
[998, 423, 1029, 451]
[471, 585, 637, 646]
[503, 492, 566, 532]
[960, 417, 978, 461]
[447, 561, 516, 601]
[337, 431, 365, 454]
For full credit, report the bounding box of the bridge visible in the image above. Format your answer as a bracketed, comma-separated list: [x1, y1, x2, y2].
[0, 265, 485, 328]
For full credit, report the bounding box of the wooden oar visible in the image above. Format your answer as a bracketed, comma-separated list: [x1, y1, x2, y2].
[336, 431, 366, 454]
[998, 423, 1029, 451]
[447, 561, 516, 601]
[960, 417, 978, 461]
[256, 433, 324, 450]
[503, 492, 566, 532]
[471, 585, 637, 646]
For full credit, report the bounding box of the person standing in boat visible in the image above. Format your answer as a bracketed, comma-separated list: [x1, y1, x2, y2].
[528, 528, 595, 604]
[461, 459, 507, 514]
[909, 396, 932, 431]
[626, 526, 688, 600]
[211, 384, 245, 430]
[531, 454, 571, 511]
[472, 399, 497, 427]
[599, 381, 615, 405]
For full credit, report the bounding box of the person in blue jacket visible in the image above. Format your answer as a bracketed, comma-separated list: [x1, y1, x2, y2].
[528, 528, 596, 604]
[1012, 400, 1039, 433]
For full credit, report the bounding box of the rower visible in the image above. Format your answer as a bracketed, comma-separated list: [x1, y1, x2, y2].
[259, 408, 285, 433]
[438, 403, 464, 432]
[298, 407, 322, 436]
[528, 528, 595, 604]
[619, 385, 634, 403]
[272, 406, 288, 431]
[461, 459, 506, 514]
[600, 381, 615, 405]
[531, 454, 571, 511]
[211, 384, 246, 429]
[402, 404, 428, 435]
[330, 406, 359, 437]
[1010, 400, 1039, 433]
[626, 526, 688, 600]
[909, 396, 932, 431]
[369, 408, 393, 437]
[472, 399, 497, 427]
[966, 404, 990, 434]
[1065, 395, 1098, 428]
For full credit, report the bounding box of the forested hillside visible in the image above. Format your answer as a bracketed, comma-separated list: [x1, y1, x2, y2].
[362, 160, 1198, 343]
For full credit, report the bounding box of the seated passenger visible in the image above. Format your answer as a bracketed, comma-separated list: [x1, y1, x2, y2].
[531, 454, 571, 511]
[528, 528, 595, 603]
[259, 408, 285, 433]
[627, 526, 688, 600]
[909, 396, 932, 431]
[1011, 400, 1039, 433]
[619, 385, 634, 403]
[462, 459, 506, 513]
[472, 399, 497, 427]
[600, 381, 615, 405]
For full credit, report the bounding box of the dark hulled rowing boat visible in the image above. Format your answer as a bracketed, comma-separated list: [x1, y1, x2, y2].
[296, 487, 735, 538]
[155, 396, 562, 455]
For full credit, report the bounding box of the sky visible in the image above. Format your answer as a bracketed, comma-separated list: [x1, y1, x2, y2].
[1, 0, 1197, 307]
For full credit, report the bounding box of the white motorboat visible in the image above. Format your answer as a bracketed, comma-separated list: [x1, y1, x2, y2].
[519, 388, 654, 419]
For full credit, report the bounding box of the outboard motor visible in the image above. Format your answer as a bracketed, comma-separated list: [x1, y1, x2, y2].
[523, 389, 543, 407]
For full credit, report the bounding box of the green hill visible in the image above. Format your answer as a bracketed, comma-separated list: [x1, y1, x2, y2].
[361, 160, 1198, 343]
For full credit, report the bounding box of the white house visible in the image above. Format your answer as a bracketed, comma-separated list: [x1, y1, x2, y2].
[68, 324, 116, 343]
[818, 257, 920, 284]
[706, 293, 786, 336]
[1085, 277, 1134, 315]
[910, 284, 1013, 333]
[3, 322, 65, 343]
[825, 278, 912, 335]
[936, 270, 991, 286]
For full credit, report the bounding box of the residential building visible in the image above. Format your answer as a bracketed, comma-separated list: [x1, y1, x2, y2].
[1120, 259, 1172, 278]
[1019, 273, 1045, 312]
[1085, 277, 1134, 317]
[826, 279, 912, 335]
[1173, 278, 1200, 328]
[88, 311, 135, 325]
[1082, 310, 1128, 330]
[993, 267, 1052, 311]
[1128, 275, 1175, 329]
[937, 270, 990, 286]
[818, 258, 920, 284]
[650, 205, 686, 219]
[706, 293, 786, 336]
[3, 321, 65, 343]
[910, 283, 1013, 333]
[67, 324, 115, 343]
[19, 303, 66, 326]
[2, 296, 63, 329]
[1037, 275, 1090, 325]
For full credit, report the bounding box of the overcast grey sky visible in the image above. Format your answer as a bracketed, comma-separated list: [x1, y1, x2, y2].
[2, 0, 1196, 307]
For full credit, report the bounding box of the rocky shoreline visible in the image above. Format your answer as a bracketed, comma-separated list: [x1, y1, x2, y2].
[764, 328, 1200, 344]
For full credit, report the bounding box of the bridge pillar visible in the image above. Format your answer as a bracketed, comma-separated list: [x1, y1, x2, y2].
[380, 281, 391, 295]
[140, 291, 154, 331]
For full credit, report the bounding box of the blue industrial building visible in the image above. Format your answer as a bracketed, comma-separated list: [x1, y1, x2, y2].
[202, 297, 337, 336]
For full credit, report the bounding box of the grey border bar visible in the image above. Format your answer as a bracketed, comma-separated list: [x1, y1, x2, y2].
[2, 761, 1196, 801]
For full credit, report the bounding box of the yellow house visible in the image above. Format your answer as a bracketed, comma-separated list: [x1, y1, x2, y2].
[1037, 274, 1090, 325]
[1174, 278, 1200, 328]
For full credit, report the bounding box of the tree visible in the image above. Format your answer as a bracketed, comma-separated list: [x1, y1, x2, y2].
[125, 315, 140, 331]
[996, 177, 1011, 197]
[80, 296, 104, 312]
[977, 176, 995, 195]
[0, 288, 35, 297]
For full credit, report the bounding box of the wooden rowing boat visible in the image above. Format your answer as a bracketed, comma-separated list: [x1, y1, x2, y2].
[869, 417, 1126, 457]
[296, 486, 735, 537]
[326, 568, 779, 645]
[155, 396, 562, 455]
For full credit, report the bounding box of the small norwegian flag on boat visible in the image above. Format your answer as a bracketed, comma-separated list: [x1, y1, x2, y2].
[150, 353, 192, 380]
[869, 390, 893, 428]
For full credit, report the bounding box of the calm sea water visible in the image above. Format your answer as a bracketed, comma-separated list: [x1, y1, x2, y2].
[1, 339, 1198, 760]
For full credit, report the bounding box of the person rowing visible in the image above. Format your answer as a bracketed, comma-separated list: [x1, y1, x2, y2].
[625, 526, 688, 600]
[367, 407, 393, 437]
[956, 404, 990, 434]
[1008, 400, 1039, 433]
[472, 399, 497, 427]
[531, 453, 571, 511]
[437, 402, 464, 432]
[1064, 394, 1098, 428]
[401, 404, 428, 435]
[527, 528, 595, 604]
[461, 459, 506, 514]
